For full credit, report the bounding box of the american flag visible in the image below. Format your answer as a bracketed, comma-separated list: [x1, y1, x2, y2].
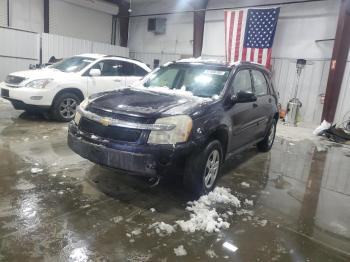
[225, 8, 280, 68]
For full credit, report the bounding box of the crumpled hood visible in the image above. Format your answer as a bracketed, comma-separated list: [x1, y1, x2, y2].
[87, 88, 211, 119]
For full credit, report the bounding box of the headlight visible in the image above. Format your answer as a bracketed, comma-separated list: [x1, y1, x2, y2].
[148, 115, 193, 145]
[74, 110, 82, 125]
[25, 78, 53, 88]
[74, 99, 89, 124]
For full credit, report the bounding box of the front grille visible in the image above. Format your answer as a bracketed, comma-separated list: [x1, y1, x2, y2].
[79, 117, 142, 143]
[5, 75, 26, 85]
[87, 106, 154, 124]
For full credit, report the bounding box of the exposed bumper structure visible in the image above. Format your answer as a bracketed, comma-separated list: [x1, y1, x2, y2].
[67, 122, 196, 177]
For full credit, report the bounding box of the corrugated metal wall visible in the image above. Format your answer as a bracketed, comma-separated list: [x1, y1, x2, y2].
[271, 58, 330, 124]
[0, 0, 7, 27]
[130, 52, 181, 68]
[334, 62, 350, 124]
[0, 27, 40, 80]
[0, 28, 129, 81]
[41, 33, 129, 63]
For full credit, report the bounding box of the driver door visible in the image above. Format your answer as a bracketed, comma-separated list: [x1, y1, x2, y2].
[227, 69, 259, 152]
[86, 59, 126, 96]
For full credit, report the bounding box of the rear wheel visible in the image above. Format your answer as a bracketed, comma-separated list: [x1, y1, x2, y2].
[51, 92, 81, 122]
[183, 140, 223, 197]
[257, 119, 276, 152]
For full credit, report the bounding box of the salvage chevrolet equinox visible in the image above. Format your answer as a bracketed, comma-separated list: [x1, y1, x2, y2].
[68, 59, 278, 196]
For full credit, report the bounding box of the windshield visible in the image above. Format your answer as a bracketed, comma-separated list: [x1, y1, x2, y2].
[50, 56, 96, 73]
[143, 64, 230, 98]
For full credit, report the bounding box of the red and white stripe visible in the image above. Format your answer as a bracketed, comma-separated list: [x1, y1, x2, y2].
[225, 9, 272, 68]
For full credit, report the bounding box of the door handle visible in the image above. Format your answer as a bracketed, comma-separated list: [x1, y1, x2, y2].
[253, 103, 258, 108]
[114, 79, 122, 82]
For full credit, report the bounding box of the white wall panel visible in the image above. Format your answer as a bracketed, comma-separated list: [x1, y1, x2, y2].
[0, 0, 7, 27]
[9, 0, 44, 32]
[41, 33, 92, 62]
[130, 52, 181, 69]
[49, 0, 112, 44]
[92, 42, 129, 57]
[0, 27, 39, 59]
[334, 62, 350, 124]
[271, 58, 330, 124]
[0, 57, 37, 81]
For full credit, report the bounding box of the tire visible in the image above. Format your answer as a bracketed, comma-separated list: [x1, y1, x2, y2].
[51, 92, 81, 122]
[257, 119, 276, 152]
[183, 140, 223, 197]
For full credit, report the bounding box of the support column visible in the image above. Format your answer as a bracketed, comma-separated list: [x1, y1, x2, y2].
[193, 0, 209, 58]
[44, 0, 49, 33]
[118, 1, 130, 48]
[321, 0, 350, 122]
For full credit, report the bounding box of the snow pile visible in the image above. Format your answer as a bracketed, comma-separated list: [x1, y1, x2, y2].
[206, 249, 218, 258]
[244, 199, 253, 206]
[241, 182, 250, 188]
[31, 167, 43, 174]
[174, 245, 187, 256]
[175, 187, 240, 233]
[149, 222, 176, 236]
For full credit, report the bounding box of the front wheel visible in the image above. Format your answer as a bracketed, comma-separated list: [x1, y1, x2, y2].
[183, 140, 223, 197]
[257, 119, 276, 152]
[51, 92, 81, 122]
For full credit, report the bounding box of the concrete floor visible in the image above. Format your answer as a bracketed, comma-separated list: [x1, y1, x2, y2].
[0, 98, 350, 262]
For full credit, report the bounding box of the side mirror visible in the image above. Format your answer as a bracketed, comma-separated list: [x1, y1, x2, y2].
[232, 90, 257, 103]
[89, 68, 101, 77]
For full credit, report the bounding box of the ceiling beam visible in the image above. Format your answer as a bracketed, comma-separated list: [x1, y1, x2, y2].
[321, 0, 350, 123]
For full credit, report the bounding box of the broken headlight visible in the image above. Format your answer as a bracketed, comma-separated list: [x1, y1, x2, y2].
[147, 115, 193, 145]
[74, 99, 88, 124]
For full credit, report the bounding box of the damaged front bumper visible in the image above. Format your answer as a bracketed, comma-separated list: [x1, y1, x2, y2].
[67, 122, 196, 177]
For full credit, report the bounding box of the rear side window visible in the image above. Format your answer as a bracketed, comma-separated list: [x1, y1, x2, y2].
[231, 70, 252, 94]
[251, 70, 269, 96]
[134, 64, 149, 76]
[91, 60, 123, 76]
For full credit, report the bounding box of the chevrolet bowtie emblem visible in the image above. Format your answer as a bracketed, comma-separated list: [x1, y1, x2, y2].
[100, 118, 111, 126]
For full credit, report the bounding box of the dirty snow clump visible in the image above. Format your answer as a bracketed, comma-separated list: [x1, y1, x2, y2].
[31, 167, 43, 174]
[150, 208, 156, 213]
[244, 199, 253, 206]
[176, 187, 240, 233]
[241, 182, 250, 188]
[174, 245, 187, 256]
[149, 222, 176, 236]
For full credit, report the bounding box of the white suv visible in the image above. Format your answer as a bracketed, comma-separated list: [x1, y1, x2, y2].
[0, 54, 151, 121]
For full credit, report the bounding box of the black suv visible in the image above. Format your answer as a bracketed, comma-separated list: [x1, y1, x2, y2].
[68, 60, 278, 196]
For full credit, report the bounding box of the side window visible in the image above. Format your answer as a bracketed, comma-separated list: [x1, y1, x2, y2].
[92, 60, 123, 76]
[251, 70, 269, 96]
[119, 62, 135, 76]
[134, 65, 148, 77]
[231, 70, 252, 94]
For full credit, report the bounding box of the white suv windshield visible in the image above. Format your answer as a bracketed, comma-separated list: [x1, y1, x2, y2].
[50, 56, 96, 73]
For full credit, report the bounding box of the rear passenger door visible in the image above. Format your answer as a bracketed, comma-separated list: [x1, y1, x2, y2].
[228, 69, 260, 152]
[86, 59, 126, 96]
[251, 69, 272, 139]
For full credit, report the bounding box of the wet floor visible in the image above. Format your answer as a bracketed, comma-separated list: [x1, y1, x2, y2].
[0, 99, 350, 261]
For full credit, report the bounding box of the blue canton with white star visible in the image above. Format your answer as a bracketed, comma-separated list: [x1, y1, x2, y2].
[243, 8, 280, 49]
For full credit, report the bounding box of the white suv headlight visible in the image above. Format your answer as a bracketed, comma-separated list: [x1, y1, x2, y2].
[148, 115, 193, 145]
[25, 78, 53, 89]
